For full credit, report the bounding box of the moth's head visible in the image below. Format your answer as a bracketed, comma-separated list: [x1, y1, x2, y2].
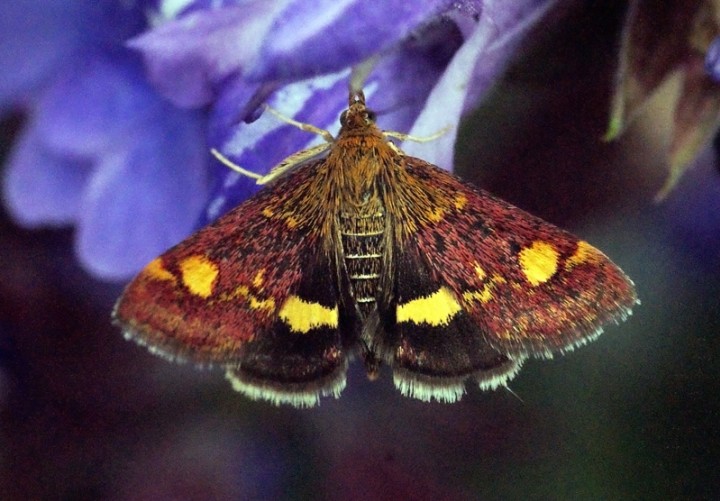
[339, 90, 377, 133]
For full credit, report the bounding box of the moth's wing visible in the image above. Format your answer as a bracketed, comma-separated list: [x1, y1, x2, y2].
[113, 160, 352, 407]
[380, 157, 637, 402]
[381, 245, 523, 403]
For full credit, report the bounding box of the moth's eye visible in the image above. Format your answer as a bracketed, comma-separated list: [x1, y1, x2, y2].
[340, 110, 348, 126]
[366, 110, 377, 123]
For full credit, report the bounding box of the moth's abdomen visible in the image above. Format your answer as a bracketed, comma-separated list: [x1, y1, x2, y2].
[339, 206, 385, 317]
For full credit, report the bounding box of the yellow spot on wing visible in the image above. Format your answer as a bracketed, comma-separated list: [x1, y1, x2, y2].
[143, 257, 176, 283]
[424, 195, 465, 224]
[396, 287, 462, 326]
[473, 263, 486, 280]
[252, 269, 265, 288]
[463, 289, 491, 304]
[179, 255, 219, 298]
[427, 207, 445, 222]
[518, 241, 559, 286]
[279, 295, 338, 334]
[565, 240, 599, 269]
[249, 295, 275, 312]
[231, 285, 276, 312]
[462, 274, 506, 304]
[285, 215, 299, 228]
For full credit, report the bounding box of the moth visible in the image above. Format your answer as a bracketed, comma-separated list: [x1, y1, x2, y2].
[113, 90, 637, 407]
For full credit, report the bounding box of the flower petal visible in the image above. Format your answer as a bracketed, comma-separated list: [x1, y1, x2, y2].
[0, 1, 81, 108]
[361, 19, 463, 133]
[0, 0, 144, 110]
[204, 18, 462, 222]
[464, 0, 560, 108]
[33, 55, 159, 157]
[704, 36, 720, 81]
[480, 0, 555, 32]
[403, 0, 558, 168]
[248, 0, 449, 80]
[76, 108, 208, 280]
[3, 122, 91, 227]
[128, 2, 287, 107]
[401, 20, 494, 169]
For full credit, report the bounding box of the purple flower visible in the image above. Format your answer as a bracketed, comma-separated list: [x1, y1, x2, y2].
[134, 0, 559, 223]
[705, 36, 720, 81]
[1, 1, 209, 280]
[2, 0, 559, 279]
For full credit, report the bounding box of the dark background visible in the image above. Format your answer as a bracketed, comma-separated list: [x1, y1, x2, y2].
[2, 4, 719, 500]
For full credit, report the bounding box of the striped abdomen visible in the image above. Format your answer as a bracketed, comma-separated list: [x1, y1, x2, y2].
[339, 206, 385, 317]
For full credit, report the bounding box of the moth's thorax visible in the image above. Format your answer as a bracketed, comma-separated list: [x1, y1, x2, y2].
[329, 131, 398, 202]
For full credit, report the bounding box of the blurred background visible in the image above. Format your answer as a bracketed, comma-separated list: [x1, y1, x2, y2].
[2, 3, 719, 500]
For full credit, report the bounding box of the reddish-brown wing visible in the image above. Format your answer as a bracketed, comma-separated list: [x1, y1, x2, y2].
[395, 157, 637, 358]
[113, 159, 340, 365]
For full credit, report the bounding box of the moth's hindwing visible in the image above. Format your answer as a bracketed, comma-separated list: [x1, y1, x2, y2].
[382, 245, 523, 403]
[113, 160, 350, 407]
